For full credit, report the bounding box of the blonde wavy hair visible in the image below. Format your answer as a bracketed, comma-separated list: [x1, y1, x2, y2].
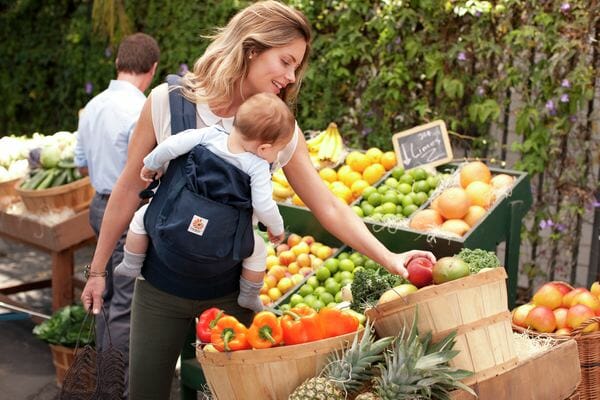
[180, 1, 312, 110]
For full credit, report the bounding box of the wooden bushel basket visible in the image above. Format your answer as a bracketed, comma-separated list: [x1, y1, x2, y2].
[15, 176, 94, 213]
[196, 330, 360, 400]
[49, 344, 77, 388]
[366, 268, 518, 385]
[513, 316, 600, 400]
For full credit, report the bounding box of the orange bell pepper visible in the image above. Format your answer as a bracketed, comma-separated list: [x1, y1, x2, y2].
[280, 305, 324, 345]
[318, 307, 360, 338]
[247, 311, 283, 349]
[210, 315, 251, 352]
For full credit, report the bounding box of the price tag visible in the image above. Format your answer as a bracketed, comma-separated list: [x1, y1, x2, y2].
[392, 120, 453, 170]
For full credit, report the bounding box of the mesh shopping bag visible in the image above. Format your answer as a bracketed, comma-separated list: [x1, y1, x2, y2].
[60, 309, 126, 400]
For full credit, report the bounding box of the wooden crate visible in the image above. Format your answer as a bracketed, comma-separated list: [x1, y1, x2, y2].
[450, 339, 580, 400]
[15, 176, 94, 213]
[366, 268, 518, 384]
[197, 330, 360, 400]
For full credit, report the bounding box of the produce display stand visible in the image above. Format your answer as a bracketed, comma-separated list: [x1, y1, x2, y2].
[277, 164, 532, 308]
[0, 208, 95, 320]
[450, 339, 580, 400]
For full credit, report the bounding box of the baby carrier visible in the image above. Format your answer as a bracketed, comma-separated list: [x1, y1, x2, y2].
[141, 75, 254, 299]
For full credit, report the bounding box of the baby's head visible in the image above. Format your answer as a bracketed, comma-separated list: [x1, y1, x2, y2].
[234, 93, 295, 163]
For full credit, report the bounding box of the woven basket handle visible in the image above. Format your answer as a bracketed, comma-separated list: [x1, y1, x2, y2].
[571, 316, 600, 337]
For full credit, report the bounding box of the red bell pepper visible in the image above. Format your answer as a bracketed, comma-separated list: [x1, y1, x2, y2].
[280, 306, 324, 345]
[318, 307, 359, 338]
[210, 315, 251, 352]
[196, 308, 223, 343]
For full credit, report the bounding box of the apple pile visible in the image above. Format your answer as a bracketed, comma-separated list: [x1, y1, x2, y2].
[259, 233, 336, 307]
[512, 281, 600, 334]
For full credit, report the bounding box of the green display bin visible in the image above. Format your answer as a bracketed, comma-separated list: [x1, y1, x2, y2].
[277, 165, 532, 308]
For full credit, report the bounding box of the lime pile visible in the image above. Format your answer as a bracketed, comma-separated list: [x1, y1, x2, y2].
[351, 166, 441, 221]
[278, 250, 381, 312]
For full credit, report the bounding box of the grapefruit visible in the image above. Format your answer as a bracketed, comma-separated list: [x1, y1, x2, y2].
[463, 205, 487, 227]
[440, 219, 471, 236]
[465, 181, 495, 208]
[460, 161, 491, 188]
[490, 173, 514, 190]
[409, 209, 443, 231]
[436, 187, 470, 219]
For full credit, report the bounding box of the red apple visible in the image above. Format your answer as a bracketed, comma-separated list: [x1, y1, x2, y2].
[567, 304, 596, 331]
[296, 253, 311, 269]
[532, 283, 563, 310]
[526, 306, 557, 333]
[550, 281, 572, 296]
[291, 241, 310, 256]
[278, 250, 296, 266]
[562, 288, 589, 308]
[572, 291, 600, 312]
[553, 307, 569, 329]
[276, 243, 290, 254]
[554, 327, 572, 336]
[301, 235, 315, 245]
[287, 233, 302, 248]
[406, 256, 434, 288]
[512, 303, 536, 328]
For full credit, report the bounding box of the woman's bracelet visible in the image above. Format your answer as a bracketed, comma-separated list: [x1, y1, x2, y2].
[84, 265, 108, 280]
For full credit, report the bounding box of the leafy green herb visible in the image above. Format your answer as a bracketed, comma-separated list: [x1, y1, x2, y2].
[32, 304, 94, 347]
[456, 248, 501, 273]
[351, 268, 405, 313]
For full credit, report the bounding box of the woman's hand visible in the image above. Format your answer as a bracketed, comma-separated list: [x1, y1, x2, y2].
[140, 166, 162, 182]
[81, 276, 106, 314]
[388, 250, 437, 278]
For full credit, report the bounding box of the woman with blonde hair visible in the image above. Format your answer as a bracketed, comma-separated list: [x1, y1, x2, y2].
[80, 1, 434, 398]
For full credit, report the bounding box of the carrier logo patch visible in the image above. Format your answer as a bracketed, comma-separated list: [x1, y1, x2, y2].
[188, 215, 208, 236]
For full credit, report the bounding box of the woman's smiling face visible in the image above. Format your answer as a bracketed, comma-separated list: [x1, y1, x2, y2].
[243, 37, 307, 98]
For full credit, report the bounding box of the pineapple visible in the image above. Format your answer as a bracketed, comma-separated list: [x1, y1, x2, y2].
[363, 312, 476, 400]
[288, 321, 393, 400]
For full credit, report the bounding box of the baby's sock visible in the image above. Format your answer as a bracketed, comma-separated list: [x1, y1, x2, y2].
[114, 248, 146, 278]
[238, 276, 264, 313]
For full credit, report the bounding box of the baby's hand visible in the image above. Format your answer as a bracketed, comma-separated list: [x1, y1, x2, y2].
[268, 230, 284, 245]
[140, 166, 162, 182]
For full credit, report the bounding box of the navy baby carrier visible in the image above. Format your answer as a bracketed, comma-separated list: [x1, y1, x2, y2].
[141, 75, 255, 299]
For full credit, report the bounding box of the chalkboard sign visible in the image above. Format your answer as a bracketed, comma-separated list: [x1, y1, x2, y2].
[392, 120, 453, 170]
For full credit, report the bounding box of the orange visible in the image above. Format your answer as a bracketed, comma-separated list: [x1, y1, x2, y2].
[350, 179, 369, 198]
[436, 187, 470, 219]
[465, 181, 494, 208]
[347, 152, 370, 173]
[380, 151, 397, 170]
[336, 165, 353, 183]
[459, 161, 491, 188]
[344, 151, 363, 167]
[319, 167, 337, 183]
[362, 164, 385, 185]
[331, 185, 353, 204]
[365, 147, 383, 164]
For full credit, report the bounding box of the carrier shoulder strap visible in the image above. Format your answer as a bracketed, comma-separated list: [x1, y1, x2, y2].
[166, 74, 196, 133]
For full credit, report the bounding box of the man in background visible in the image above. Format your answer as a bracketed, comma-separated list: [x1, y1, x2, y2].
[74, 32, 159, 397]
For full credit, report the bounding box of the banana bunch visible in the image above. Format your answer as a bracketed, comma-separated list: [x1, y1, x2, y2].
[272, 168, 295, 202]
[306, 122, 345, 169]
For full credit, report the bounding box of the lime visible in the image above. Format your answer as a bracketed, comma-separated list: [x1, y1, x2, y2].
[316, 266, 331, 281]
[337, 252, 350, 260]
[401, 195, 414, 208]
[397, 182, 412, 195]
[307, 276, 320, 288]
[361, 186, 377, 199]
[339, 259, 355, 272]
[340, 278, 353, 287]
[319, 291, 335, 305]
[324, 280, 341, 296]
[402, 204, 419, 217]
[413, 180, 430, 193]
[369, 212, 384, 221]
[340, 271, 354, 281]
[410, 168, 428, 181]
[373, 205, 384, 215]
[279, 304, 291, 312]
[298, 284, 313, 297]
[364, 259, 379, 270]
[380, 202, 397, 215]
[352, 266, 365, 276]
[333, 271, 343, 283]
[367, 192, 383, 207]
[334, 291, 343, 302]
[384, 177, 399, 188]
[349, 252, 365, 267]
[314, 286, 327, 296]
[294, 302, 308, 309]
[289, 294, 304, 307]
[324, 258, 340, 274]
[399, 174, 414, 184]
[312, 299, 325, 311]
[361, 202, 375, 217]
[303, 294, 317, 306]
[377, 184, 390, 194]
[382, 191, 398, 205]
[391, 167, 405, 180]
[428, 189, 435, 197]
[352, 205, 364, 217]
[414, 192, 429, 206]
[427, 175, 440, 189]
